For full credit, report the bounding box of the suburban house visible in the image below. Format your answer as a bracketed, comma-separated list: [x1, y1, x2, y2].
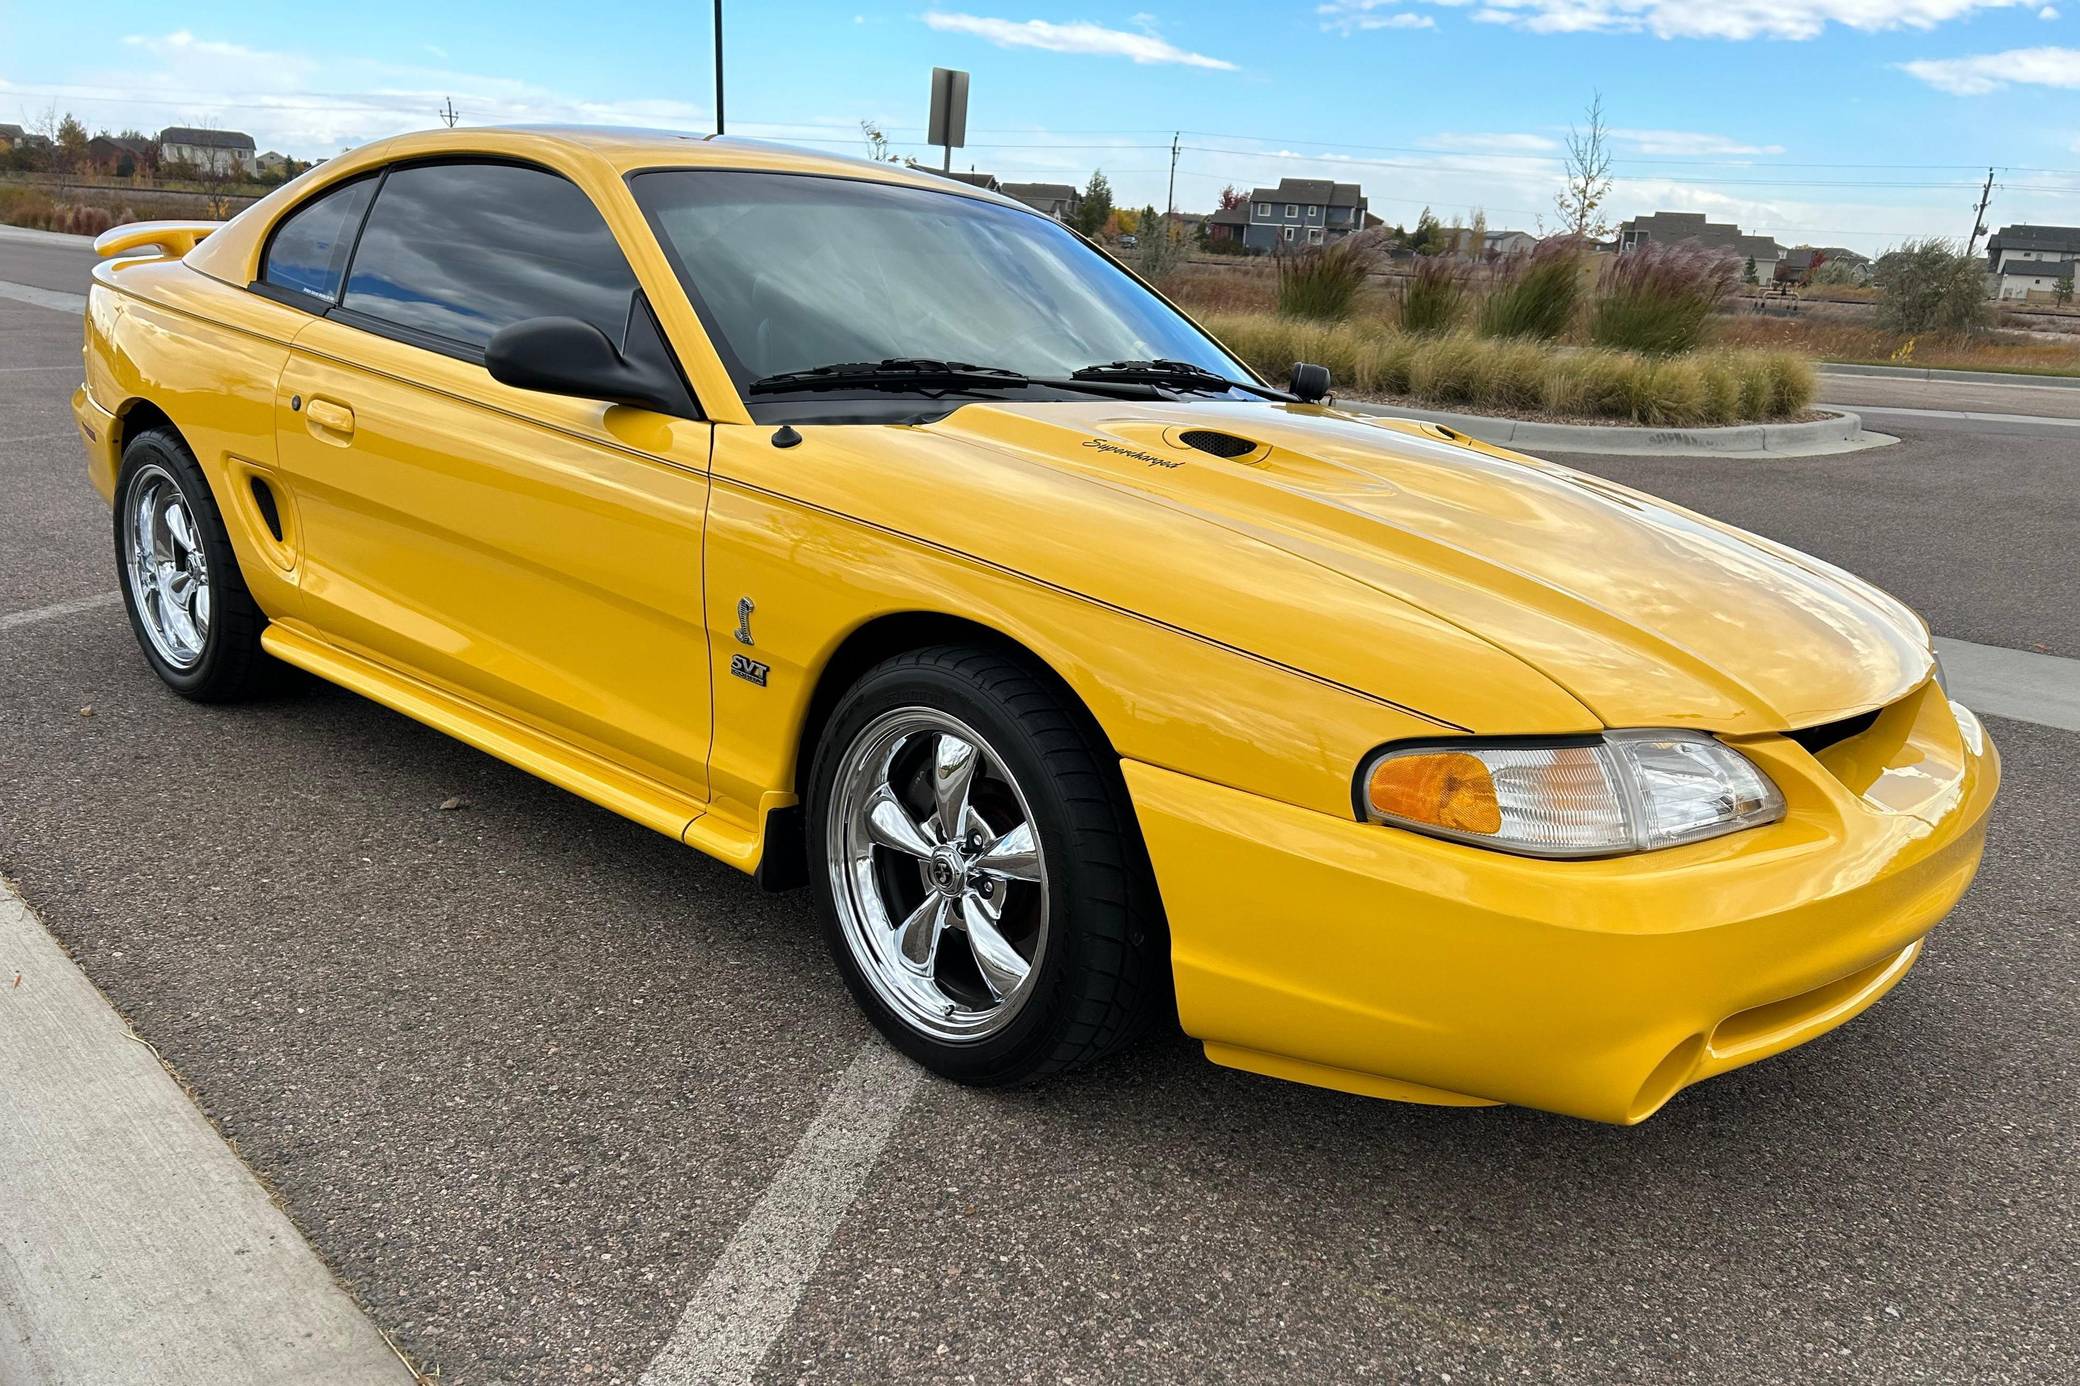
[85, 135, 157, 176]
[255, 150, 292, 176]
[0, 123, 22, 151]
[1775, 245, 1872, 286]
[914, 164, 1001, 192]
[1203, 203, 1249, 244]
[1618, 211, 1783, 282]
[1001, 181, 1082, 223]
[1985, 224, 2080, 300]
[1484, 229, 1538, 257]
[1242, 178, 1369, 252]
[157, 126, 256, 173]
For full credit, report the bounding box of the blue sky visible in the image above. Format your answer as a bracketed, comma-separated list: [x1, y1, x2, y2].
[3, 1, 2077, 253]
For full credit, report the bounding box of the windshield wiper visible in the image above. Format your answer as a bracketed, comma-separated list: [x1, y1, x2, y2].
[749, 357, 1165, 401]
[749, 358, 1037, 395]
[1071, 359, 1298, 402]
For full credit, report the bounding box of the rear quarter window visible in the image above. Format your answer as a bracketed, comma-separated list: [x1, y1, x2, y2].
[339, 161, 638, 353]
[260, 175, 376, 303]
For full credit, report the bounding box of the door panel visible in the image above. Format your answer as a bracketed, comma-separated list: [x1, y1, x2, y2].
[275, 319, 715, 798]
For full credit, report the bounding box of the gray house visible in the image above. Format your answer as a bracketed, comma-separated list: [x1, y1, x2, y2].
[1001, 182, 1082, 223]
[158, 126, 257, 174]
[1243, 178, 1368, 252]
[1619, 212, 1783, 281]
[1986, 225, 2080, 300]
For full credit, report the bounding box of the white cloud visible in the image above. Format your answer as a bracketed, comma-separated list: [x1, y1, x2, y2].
[1318, 2, 1437, 31]
[920, 12, 1237, 68]
[1332, 0, 2036, 41]
[1611, 128, 1787, 156]
[2042, 5, 2061, 17]
[1901, 45, 2080, 93]
[1422, 131, 1561, 152]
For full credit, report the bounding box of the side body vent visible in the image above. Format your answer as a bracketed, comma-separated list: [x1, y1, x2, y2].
[1176, 429, 1259, 459]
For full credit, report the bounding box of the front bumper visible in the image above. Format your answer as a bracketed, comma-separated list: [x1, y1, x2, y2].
[1127, 681, 1999, 1124]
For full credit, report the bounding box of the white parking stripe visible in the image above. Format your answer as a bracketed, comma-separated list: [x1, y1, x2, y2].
[0, 281, 87, 314]
[1936, 636, 2080, 733]
[0, 592, 122, 631]
[0, 879, 415, 1386]
[639, 1041, 925, 1386]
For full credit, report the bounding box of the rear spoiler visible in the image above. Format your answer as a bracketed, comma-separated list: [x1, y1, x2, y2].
[92, 221, 223, 260]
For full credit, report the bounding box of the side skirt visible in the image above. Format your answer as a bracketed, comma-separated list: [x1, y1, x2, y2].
[260, 623, 760, 872]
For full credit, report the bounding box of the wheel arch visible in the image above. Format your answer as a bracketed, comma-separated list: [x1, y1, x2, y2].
[113, 397, 180, 459]
[758, 609, 1125, 893]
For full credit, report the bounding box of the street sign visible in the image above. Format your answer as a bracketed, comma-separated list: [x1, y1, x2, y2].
[928, 67, 969, 171]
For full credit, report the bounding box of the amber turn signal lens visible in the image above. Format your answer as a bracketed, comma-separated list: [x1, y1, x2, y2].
[1367, 751, 1503, 835]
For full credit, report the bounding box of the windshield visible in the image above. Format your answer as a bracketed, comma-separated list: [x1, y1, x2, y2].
[629, 169, 1253, 392]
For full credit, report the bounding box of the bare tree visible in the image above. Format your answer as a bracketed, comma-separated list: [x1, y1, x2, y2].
[1554, 92, 1615, 241]
[859, 120, 900, 163]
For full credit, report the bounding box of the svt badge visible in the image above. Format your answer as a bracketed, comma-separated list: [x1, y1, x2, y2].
[730, 653, 770, 687]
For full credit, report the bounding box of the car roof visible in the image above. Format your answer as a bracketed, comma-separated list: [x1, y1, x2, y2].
[382, 124, 1000, 193]
[183, 124, 1041, 290]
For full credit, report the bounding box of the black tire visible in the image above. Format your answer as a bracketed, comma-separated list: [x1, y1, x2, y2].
[807, 645, 1167, 1086]
[113, 427, 270, 701]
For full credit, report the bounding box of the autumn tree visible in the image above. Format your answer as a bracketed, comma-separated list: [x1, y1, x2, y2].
[1216, 184, 1247, 212]
[1554, 92, 1615, 240]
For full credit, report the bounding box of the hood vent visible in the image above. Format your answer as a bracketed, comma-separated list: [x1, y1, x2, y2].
[1175, 428, 1261, 460]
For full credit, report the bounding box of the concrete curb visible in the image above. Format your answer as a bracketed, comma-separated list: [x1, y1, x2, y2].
[1819, 361, 2080, 390]
[0, 880, 415, 1386]
[1339, 402, 1893, 457]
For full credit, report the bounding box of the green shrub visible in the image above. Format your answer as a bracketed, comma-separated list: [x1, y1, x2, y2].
[1589, 242, 1739, 354]
[1874, 238, 1993, 336]
[1398, 255, 1466, 335]
[1275, 237, 1371, 321]
[1477, 238, 1584, 341]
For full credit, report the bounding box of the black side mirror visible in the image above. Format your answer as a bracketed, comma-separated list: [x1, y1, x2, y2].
[485, 315, 686, 415]
[1290, 361, 1332, 403]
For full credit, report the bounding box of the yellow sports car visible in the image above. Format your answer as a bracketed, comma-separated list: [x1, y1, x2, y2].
[73, 128, 1997, 1123]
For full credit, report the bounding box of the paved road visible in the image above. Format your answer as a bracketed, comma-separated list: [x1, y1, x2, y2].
[3, 233, 2075, 1384]
[1818, 370, 2080, 420]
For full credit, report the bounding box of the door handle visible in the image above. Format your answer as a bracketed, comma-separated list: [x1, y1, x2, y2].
[305, 398, 355, 437]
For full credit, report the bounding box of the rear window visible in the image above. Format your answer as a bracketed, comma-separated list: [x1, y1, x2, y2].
[261, 175, 375, 303]
[339, 161, 638, 352]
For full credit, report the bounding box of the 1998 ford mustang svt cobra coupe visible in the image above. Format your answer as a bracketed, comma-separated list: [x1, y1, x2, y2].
[74, 128, 1997, 1123]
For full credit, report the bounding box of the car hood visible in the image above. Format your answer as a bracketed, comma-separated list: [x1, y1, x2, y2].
[922, 399, 1931, 734]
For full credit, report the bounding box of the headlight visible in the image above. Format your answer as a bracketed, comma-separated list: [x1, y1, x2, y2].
[1360, 731, 1784, 859]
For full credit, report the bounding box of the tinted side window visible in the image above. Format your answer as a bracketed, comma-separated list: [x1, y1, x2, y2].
[261, 175, 375, 303]
[341, 162, 637, 352]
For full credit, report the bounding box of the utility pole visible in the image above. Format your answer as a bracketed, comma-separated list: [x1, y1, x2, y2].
[713, 0, 726, 136]
[1165, 131, 1179, 218]
[1965, 166, 1994, 259]
[438, 97, 459, 129]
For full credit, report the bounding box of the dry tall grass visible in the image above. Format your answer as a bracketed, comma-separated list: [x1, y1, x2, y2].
[1712, 317, 2080, 376]
[1204, 312, 1815, 425]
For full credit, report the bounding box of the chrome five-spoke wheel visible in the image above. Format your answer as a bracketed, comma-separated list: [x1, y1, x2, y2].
[122, 462, 212, 671]
[828, 707, 1049, 1043]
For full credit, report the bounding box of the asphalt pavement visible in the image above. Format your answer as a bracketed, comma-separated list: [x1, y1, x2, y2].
[2, 230, 2075, 1384]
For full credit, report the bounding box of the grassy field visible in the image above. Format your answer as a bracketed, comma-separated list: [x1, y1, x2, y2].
[1711, 317, 2080, 377]
[1202, 312, 1815, 426]
[1158, 256, 2080, 380]
[0, 179, 262, 235]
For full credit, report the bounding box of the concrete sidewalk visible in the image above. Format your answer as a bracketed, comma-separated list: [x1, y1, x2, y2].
[0, 879, 414, 1386]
